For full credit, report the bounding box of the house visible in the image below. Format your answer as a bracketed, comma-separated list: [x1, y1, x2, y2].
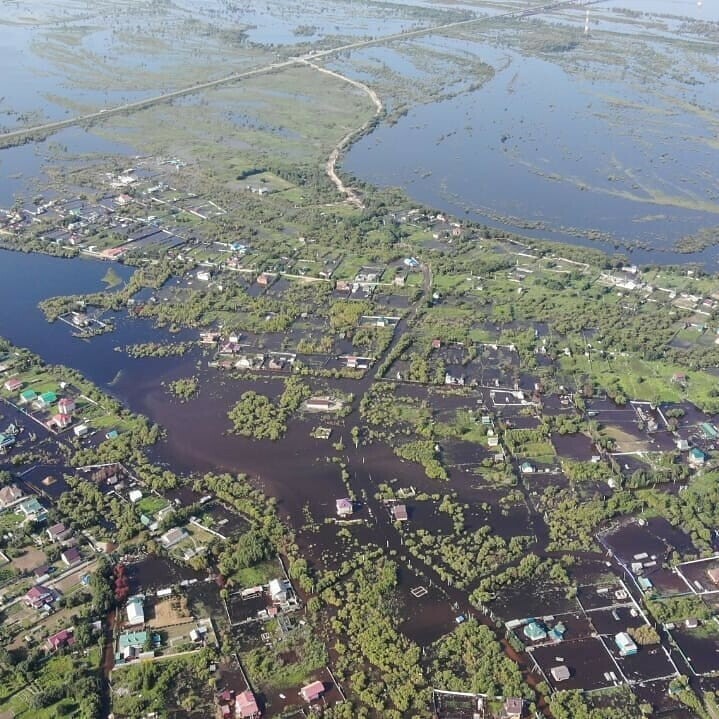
[300, 681, 325, 703]
[520, 462, 535, 474]
[116, 193, 133, 206]
[61, 547, 81, 566]
[676, 438, 690, 451]
[128, 489, 143, 503]
[504, 698, 524, 718]
[431, 338, 441, 349]
[689, 448, 706, 467]
[0, 484, 24, 508]
[47, 523, 72, 542]
[58, 397, 75, 414]
[49, 413, 72, 430]
[336, 498, 353, 518]
[73, 423, 89, 438]
[523, 620, 547, 642]
[551, 665, 570, 682]
[25, 584, 55, 609]
[256, 272, 272, 286]
[392, 504, 408, 522]
[615, 632, 638, 656]
[17, 497, 47, 522]
[0, 433, 16, 453]
[196, 270, 211, 282]
[685, 618, 700, 629]
[34, 564, 50, 581]
[189, 625, 208, 643]
[236, 690, 260, 718]
[47, 627, 75, 651]
[115, 629, 159, 663]
[19, 389, 37, 404]
[126, 596, 145, 626]
[35, 391, 57, 409]
[3, 377, 22, 392]
[159, 526, 188, 548]
[269, 578, 290, 603]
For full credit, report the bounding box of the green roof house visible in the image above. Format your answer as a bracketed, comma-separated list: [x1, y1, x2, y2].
[689, 448, 706, 467]
[20, 389, 37, 403]
[523, 620, 547, 641]
[36, 391, 58, 408]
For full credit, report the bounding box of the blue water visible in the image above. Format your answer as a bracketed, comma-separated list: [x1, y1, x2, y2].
[343, 43, 719, 263]
[0, 249, 169, 389]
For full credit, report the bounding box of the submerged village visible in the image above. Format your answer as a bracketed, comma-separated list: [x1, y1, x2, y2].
[1, 155, 719, 719]
[1, 0, 719, 716]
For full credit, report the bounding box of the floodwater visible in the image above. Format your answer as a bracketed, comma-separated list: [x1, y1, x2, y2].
[343, 32, 719, 264]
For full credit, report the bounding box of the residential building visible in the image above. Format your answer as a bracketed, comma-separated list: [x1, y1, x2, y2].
[48, 413, 72, 430]
[159, 526, 188, 548]
[523, 620, 547, 642]
[189, 625, 208, 643]
[35, 391, 57, 409]
[17, 497, 47, 522]
[126, 596, 145, 626]
[269, 578, 290, 603]
[61, 547, 81, 566]
[47, 628, 75, 651]
[615, 632, 638, 656]
[73, 423, 89, 438]
[47, 523, 72, 542]
[505, 698, 524, 717]
[392, 504, 408, 522]
[0, 433, 16, 453]
[19, 389, 37, 404]
[300, 681, 324, 703]
[235, 690, 260, 718]
[689, 448, 706, 467]
[3, 377, 22, 392]
[0, 484, 24, 508]
[58, 397, 76, 414]
[25, 584, 55, 609]
[335, 498, 353, 518]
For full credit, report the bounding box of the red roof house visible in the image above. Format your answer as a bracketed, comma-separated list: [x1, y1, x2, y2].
[25, 584, 55, 608]
[58, 398, 76, 414]
[3, 377, 22, 392]
[49, 413, 72, 430]
[235, 690, 260, 718]
[300, 681, 324, 703]
[46, 628, 75, 651]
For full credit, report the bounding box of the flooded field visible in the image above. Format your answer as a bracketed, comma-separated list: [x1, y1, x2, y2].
[343, 7, 719, 262]
[127, 554, 205, 594]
